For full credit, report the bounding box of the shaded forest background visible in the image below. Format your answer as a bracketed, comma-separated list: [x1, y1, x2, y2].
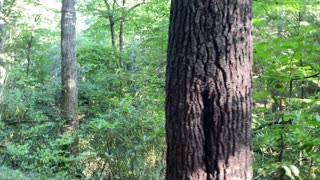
[0, 0, 319, 179]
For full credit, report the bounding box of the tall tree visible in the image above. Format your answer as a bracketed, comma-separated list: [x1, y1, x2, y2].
[0, 0, 6, 104]
[101, 0, 144, 67]
[61, 0, 78, 150]
[165, 0, 253, 179]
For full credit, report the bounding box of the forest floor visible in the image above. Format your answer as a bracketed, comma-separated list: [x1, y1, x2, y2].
[0, 166, 69, 180]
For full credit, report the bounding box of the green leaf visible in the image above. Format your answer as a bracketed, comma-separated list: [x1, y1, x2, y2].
[282, 166, 294, 179]
[289, 165, 299, 177]
[98, 119, 105, 129]
[284, 113, 297, 122]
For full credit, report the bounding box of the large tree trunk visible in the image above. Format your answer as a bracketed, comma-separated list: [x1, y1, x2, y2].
[61, 0, 78, 153]
[165, 0, 253, 179]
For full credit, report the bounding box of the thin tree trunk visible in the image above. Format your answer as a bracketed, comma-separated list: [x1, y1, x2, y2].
[119, 0, 125, 68]
[165, 0, 253, 179]
[26, 15, 40, 75]
[109, 15, 116, 48]
[26, 35, 33, 75]
[104, 0, 116, 49]
[0, 1, 7, 105]
[119, 0, 125, 53]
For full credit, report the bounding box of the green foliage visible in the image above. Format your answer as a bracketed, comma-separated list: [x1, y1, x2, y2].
[253, 1, 320, 179]
[0, 166, 70, 180]
[81, 95, 165, 179]
[76, 6, 167, 175]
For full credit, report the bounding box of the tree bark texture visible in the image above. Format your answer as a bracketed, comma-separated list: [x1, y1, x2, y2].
[165, 0, 253, 179]
[61, 0, 78, 131]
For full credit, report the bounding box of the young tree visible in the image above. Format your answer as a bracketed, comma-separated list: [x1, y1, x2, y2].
[61, 0, 78, 149]
[165, 0, 253, 179]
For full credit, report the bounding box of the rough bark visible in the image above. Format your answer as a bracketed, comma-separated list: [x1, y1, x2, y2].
[61, 0, 78, 132]
[165, 0, 253, 179]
